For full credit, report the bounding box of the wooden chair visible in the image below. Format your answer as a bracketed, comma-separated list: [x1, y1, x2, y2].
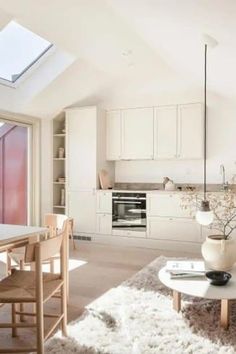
[8, 213, 75, 274]
[44, 213, 76, 250]
[0, 229, 68, 353]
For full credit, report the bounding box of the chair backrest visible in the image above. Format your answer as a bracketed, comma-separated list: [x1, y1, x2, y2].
[24, 226, 67, 304]
[44, 213, 69, 237]
[24, 232, 64, 264]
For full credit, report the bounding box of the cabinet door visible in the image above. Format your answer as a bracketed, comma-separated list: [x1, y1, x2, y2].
[154, 106, 177, 159]
[121, 108, 154, 159]
[96, 214, 112, 234]
[106, 110, 121, 160]
[147, 217, 201, 242]
[178, 103, 203, 159]
[147, 193, 194, 218]
[68, 190, 96, 234]
[66, 107, 97, 190]
[96, 191, 112, 214]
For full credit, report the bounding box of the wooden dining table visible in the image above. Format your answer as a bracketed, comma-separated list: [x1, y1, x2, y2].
[0, 224, 48, 253]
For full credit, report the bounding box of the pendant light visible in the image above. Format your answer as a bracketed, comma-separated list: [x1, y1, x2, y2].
[196, 34, 217, 226]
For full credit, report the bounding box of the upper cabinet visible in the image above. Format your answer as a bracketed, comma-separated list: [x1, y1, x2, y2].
[106, 110, 121, 161]
[154, 105, 177, 159]
[106, 103, 203, 161]
[121, 108, 154, 160]
[178, 103, 203, 159]
[67, 107, 97, 190]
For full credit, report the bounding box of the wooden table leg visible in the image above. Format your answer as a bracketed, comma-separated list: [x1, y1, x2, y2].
[173, 290, 181, 312]
[221, 299, 230, 329]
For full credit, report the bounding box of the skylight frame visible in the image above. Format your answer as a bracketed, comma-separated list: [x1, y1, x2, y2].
[0, 21, 54, 89]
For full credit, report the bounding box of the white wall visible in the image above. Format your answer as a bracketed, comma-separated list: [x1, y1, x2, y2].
[113, 92, 236, 184]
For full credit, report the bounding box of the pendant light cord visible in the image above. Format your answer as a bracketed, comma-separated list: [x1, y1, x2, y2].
[204, 44, 207, 200]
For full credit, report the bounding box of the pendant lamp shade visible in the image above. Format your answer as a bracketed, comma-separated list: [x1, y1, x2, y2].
[196, 200, 214, 225]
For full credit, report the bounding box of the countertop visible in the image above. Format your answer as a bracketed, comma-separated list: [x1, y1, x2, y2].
[97, 182, 236, 194]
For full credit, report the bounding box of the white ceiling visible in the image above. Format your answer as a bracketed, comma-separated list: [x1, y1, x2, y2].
[0, 0, 235, 119]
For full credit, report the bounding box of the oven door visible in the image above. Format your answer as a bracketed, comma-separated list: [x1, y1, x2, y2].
[112, 198, 146, 231]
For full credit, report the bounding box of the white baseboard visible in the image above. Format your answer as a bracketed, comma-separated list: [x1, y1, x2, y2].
[74, 232, 202, 254]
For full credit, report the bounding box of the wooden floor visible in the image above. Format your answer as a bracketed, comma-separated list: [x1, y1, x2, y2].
[0, 241, 197, 352]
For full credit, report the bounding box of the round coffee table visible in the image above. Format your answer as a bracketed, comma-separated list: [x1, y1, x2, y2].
[159, 266, 236, 329]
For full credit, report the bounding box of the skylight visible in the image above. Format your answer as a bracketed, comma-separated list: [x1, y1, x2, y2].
[0, 21, 53, 85]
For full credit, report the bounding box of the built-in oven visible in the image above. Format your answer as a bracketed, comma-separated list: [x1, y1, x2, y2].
[112, 192, 146, 231]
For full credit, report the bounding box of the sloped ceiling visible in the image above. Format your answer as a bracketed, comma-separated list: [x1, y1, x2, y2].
[0, 0, 234, 119]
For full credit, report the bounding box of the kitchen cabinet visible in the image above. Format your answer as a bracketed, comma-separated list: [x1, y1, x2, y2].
[154, 105, 177, 159]
[106, 102, 203, 161]
[147, 193, 194, 218]
[112, 229, 146, 238]
[178, 103, 203, 159]
[96, 191, 112, 214]
[147, 217, 201, 242]
[96, 213, 112, 235]
[68, 190, 96, 234]
[106, 110, 121, 160]
[66, 106, 112, 235]
[67, 107, 97, 190]
[121, 107, 154, 160]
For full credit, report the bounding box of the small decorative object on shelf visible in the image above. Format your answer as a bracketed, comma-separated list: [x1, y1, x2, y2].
[58, 176, 65, 183]
[58, 147, 65, 158]
[60, 188, 65, 206]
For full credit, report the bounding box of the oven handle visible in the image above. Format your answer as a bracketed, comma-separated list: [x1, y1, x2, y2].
[112, 197, 146, 200]
[113, 201, 142, 205]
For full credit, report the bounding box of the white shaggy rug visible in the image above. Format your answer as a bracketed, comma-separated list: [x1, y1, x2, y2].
[45, 256, 236, 354]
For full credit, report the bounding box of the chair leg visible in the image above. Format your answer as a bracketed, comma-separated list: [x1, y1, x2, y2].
[36, 300, 44, 354]
[6, 250, 11, 275]
[19, 260, 26, 322]
[11, 303, 17, 337]
[69, 219, 76, 250]
[61, 283, 67, 336]
[50, 259, 54, 273]
[72, 234, 76, 250]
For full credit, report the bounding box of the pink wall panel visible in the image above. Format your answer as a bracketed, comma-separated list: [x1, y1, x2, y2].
[0, 124, 28, 225]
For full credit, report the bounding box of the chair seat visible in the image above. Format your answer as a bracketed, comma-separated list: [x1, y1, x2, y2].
[0, 270, 63, 303]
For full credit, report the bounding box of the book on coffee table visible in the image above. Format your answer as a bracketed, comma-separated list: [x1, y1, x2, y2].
[166, 260, 205, 279]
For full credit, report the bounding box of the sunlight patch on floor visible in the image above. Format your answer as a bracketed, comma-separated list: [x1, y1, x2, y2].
[41, 258, 87, 273]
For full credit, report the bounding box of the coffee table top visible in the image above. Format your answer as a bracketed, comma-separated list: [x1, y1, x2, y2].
[159, 266, 236, 300]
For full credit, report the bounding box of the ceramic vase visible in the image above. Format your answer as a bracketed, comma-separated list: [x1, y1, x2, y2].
[201, 235, 236, 271]
[60, 188, 65, 206]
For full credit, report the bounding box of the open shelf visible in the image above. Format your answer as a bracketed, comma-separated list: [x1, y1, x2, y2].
[53, 113, 66, 215]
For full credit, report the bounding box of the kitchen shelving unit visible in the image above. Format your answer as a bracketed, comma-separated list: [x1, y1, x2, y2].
[52, 113, 66, 214]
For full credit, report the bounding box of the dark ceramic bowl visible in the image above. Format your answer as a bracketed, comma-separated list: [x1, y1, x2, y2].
[205, 271, 231, 286]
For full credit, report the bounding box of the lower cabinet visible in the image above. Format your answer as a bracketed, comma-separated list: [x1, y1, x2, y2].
[68, 190, 96, 234]
[96, 214, 112, 235]
[147, 217, 201, 242]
